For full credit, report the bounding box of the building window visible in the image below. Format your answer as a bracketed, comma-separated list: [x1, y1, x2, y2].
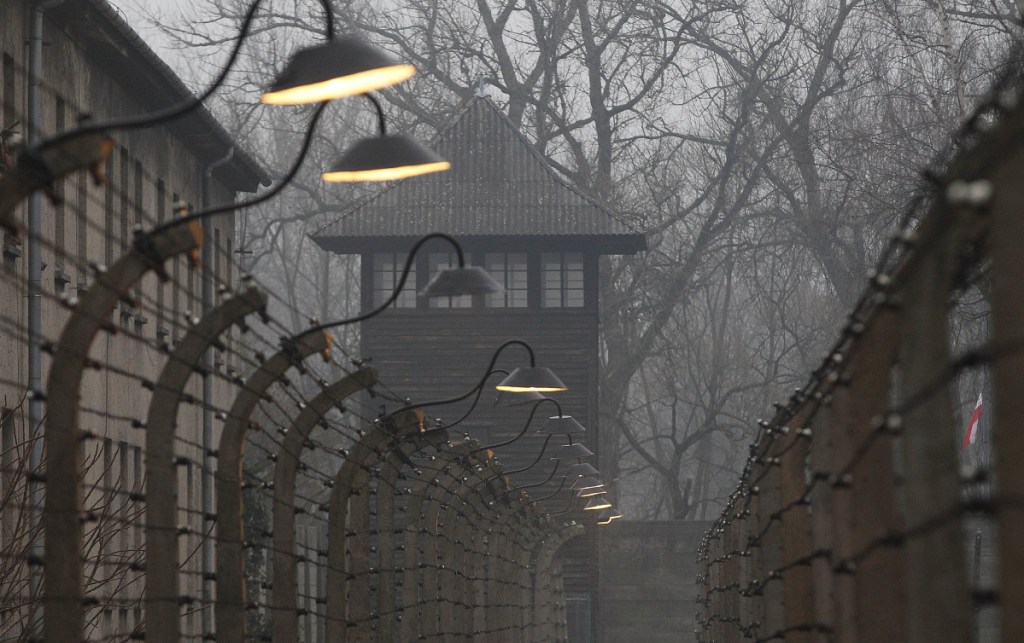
[156, 180, 165, 325]
[134, 160, 144, 226]
[1, 53, 16, 258]
[54, 98, 66, 272]
[104, 155, 114, 266]
[428, 253, 472, 308]
[2, 53, 16, 136]
[120, 146, 130, 251]
[214, 228, 221, 286]
[542, 252, 584, 308]
[76, 169, 87, 291]
[372, 253, 416, 308]
[484, 253, 527, 308]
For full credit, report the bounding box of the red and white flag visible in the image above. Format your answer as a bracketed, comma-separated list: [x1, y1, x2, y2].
[962, 393, 983, 449]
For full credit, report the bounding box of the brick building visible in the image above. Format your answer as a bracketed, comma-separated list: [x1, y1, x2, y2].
[0, 0, 262, 637]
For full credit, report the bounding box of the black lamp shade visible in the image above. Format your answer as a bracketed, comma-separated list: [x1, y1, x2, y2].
[537, 415, 587, 435]
[495, 367, 568, 393]
[567, 462, 600, 477]
[597, 509, 622, 524]
[584, 497, 613, 511]
[323, 135, 451, 182]
[572, 476, 603, 490]
[553, 443, 593, 460]
[494, 390, 547, 408]
[577, 486, 607, 498]
[262, 36, 415, 105]
[420, 266, 503, 298]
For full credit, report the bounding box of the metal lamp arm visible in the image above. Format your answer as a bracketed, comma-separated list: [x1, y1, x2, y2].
[387, 339, 540, 432]
[503, 434, 553, 476]
[531, 474, 567, 502]
[550, 493, 580, 516]
[364, 92, 387, 136]
[31, 0, 334, 149]
[429, 369, 509, 430]
[514, 461, 561, 491]
[498, 474, 568, 523]
[478, 397, 562, 452]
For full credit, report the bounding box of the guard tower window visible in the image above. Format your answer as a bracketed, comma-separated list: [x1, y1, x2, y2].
[542, 252, 584, 308]
[484, 253, 528, 308]
[373, 253, 416, 308]
[428, 252, 472, 308]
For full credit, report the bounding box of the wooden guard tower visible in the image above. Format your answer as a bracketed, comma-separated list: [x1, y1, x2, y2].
[312, 96, 646, 640]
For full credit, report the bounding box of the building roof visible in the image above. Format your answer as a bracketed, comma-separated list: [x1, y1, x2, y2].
[312, 97, 646, 254]
[47, 0, 267, 192]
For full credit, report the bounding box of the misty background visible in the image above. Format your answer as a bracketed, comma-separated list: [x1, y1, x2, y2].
[110, 0, 1011, 520]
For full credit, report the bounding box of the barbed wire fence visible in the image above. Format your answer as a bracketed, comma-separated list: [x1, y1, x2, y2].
[0, 53, 582, 643]
[695, 46, 1024, 643]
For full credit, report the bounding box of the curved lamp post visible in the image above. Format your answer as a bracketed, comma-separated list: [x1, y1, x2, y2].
[453, 399, 594, 514]
[387, 339, 568, 436]
[477, 397, 584, 453]
[419, 368, 512, 433]
[549, 494, 583, 517]
[295, 232, 501, 342]
[324, 92, 450, 181]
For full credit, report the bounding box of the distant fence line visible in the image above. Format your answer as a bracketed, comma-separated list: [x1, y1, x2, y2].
[696, 57, 1024, 642]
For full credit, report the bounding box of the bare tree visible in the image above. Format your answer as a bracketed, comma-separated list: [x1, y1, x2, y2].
[131, 0, 1020, 520]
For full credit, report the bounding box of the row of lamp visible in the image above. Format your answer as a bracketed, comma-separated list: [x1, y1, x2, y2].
[387, 339, 623, 525]
[19, 0, 623, 525]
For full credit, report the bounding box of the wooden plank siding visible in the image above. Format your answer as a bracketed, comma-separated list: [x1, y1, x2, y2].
[362, 307, 599, 488]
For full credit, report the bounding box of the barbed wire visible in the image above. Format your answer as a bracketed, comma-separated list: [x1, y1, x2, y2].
[692, 42, 1024, 643]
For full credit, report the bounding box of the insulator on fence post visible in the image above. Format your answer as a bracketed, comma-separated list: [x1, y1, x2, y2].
[44, 223, 200, 643]
[270, 367, 377, 643]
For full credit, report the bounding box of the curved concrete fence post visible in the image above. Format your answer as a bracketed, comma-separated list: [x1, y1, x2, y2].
[44, 224, 201, 643]
[325, 409, 423, 642]
[406, 444, 497, 642]
[438, 460, 481, 640]
[468, 496, 491, 640]
[532, 523, 584, 641]
[449, 459, 504, 641]
[376, 428, 448, 642]
[482, 503, 505, 640]
[454, 474, 491, 640]
[401, 442, 467, 640]
[215, 330, 331, 639]
[0, 131, 113, 235]
[403, 439, 480, 642]
[496, 495, 541, 639]
[494, 489, 534, 641]
[270, 367, 377, 643]
[520, 510, 546, 636]
[145, 286, 267, 643]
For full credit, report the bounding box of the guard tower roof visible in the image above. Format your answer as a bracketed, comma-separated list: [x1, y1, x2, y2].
[312, 97, 646, 255]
